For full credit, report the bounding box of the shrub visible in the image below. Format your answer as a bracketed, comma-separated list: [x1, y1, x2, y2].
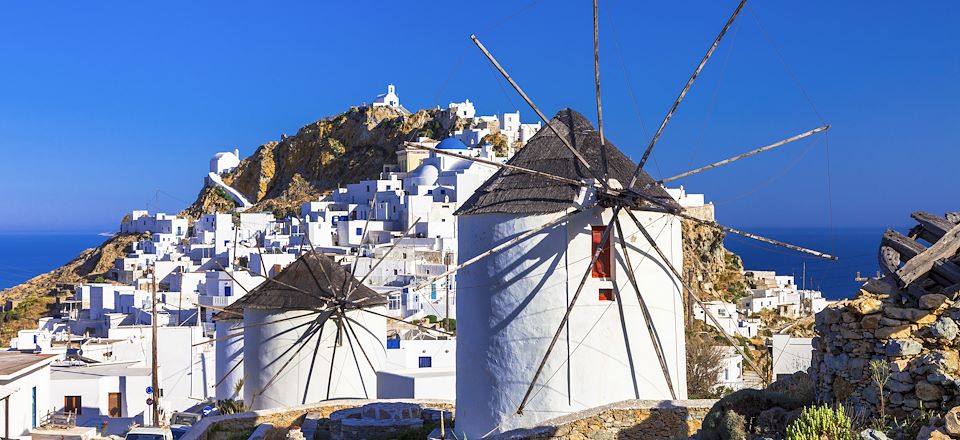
[785, 404, 852, 440]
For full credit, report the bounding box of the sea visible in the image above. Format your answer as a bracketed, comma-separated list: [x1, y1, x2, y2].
[724, 227, 892, 300]
[0, 233, 109, 291]
[0, 228, 887, 300]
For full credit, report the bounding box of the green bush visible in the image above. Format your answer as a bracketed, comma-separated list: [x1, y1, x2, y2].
[786, 404, 852, 440]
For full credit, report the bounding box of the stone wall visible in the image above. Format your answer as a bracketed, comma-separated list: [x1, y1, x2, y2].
[491, 399, 717, 440]
[812, 280, 960, 419]
[181, 399, 454, 440]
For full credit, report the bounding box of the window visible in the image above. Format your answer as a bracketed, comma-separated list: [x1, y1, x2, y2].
[388, 295, 401, 310]
[224, 286, 232, 297]
[108, 392, 122, 417]
[419, 356, 432, 368]
[591, 226, 612, 278]
[386, 185, 391, 190]
[64, 395, 82, 415]
[356, 228, 363, 236]
[387, 338, 400, 349]
[32, 387, 37, 428]
[599, 288, 614, 301]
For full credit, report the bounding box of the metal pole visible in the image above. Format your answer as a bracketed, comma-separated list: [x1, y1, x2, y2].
[151, 264, 161, 426]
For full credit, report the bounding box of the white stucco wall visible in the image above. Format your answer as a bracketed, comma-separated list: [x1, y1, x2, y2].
[214, 319, 244, 400]
[455, 207, 686, 437]
[0, 358, 53, 440]
[242, 307, 386, 410]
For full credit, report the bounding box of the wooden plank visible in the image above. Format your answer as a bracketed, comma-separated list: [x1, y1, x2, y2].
[912, 211, 954, 242]
[879, 245, 900, 277]
[933, 259, 960, 284]
[896, 221, 960, 287]
[882, 229, 926, 261]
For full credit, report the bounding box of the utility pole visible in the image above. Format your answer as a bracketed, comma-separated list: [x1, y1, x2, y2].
[150, 264, 161, 427]
[802, 261, 806, 290]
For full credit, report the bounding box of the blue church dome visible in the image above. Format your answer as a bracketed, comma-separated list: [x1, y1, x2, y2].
[437, 137, 468, 150]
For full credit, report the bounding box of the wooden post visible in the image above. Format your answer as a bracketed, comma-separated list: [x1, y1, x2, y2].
[630, 0, 748, 182]
[5, 395, 9, 440]
[593, 0, 608, 178]
[444, 272, 450, 332]
[151, 264, 161, 427]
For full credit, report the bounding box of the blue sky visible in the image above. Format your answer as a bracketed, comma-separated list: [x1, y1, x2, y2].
[0, 1, 956, 233]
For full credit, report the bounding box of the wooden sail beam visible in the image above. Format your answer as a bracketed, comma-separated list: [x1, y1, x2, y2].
[516, 207, 622, 415]
[631, 0, 748, 181]
[613, 218, 677, 399]
[623, 209, 767, 386]
[190, 311, 323, 346]
[677, 212, 838, 260]
[344, 314, 378, 374]
[325, 315, 342, 400]
[341, 311, 370, 399]
[593, 0, 609, 179]
[896, 221, 960, 287]
[470, 34, 612, 193]
[302, 324, 326, 404]
[658, 125, 830, 183]
[343, 194, 379, 296]
[357, 306, 455, 337]
[379, 208, 580, 298]
[214, 358, 244, 389]
[348, 217, 422, 296]
[256, 317, 327, 396]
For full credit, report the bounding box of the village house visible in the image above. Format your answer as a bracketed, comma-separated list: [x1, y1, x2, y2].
[0, 352, 56, 439]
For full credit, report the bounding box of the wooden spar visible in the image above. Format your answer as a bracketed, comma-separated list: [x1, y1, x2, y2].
[882, 229, 926, 261]
[189, 300, 243, 317]
[302, 324, 326, 404]
[357, 306, 455, 337]
[350, 217, 422, 294]
[214, 358, 244, 389]
[896, 221, 960, 287]
[613, 218, 677, 399]
[659, 125, 830, 183]
[257, 318, 326, 397]
[516, 207, 621, 415]
[344, 315, 378, 373]
[380, 209, 580, 298]
[623, 209, 768, 386]
[630, 0, 748, 182]
[677, 212, 838, 260]
[342, 194, 378, 296]
[407, 143, 586, 187]
[341, 312, 369, 399]
[593, 0, 608, 178]
[325, 314, 342, 400]
[191, 311, 324, 346]
[470, 34, 611, 192]
[611, 283, 640, 399]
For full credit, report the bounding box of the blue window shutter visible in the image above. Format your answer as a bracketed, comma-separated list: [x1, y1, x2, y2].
[418, 356, 432, 368]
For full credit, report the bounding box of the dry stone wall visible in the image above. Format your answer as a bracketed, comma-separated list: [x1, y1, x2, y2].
[812, 280, 960, 419]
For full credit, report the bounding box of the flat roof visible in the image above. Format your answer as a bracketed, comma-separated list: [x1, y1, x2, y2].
[0, 352, 57, 380]
[52, 363, 150, 380]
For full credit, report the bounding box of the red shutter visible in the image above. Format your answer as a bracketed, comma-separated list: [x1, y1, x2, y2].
[591, 226, 611, 278]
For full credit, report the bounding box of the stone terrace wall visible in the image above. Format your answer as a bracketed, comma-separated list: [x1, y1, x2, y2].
[491, 399, 717, 440]
[812, 280, 960, 419]
[182, 399, 454, 440]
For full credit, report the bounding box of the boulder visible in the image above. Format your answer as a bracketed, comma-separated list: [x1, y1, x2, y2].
[862, 313, 882, 330]
[877, 324, 914, 339]
[859, 428, 890, 440]
[916, 425, 952, 440]
[850, 297, 883, 315]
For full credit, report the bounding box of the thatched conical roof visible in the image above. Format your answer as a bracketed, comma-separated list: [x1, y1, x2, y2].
[456, 108, 676, 216]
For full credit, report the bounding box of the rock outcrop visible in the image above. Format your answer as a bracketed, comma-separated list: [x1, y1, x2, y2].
[183, 105, 461, 219]
[682, 218, 749, 303]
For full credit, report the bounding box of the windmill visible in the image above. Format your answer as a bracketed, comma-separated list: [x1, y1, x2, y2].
[200, 0, 833, 432]
[403, 0, 830, 436]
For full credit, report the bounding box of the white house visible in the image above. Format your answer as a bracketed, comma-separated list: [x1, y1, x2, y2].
[448, 100, 476, 119]
[716, 346, 744, 391]
[377, 339, 455, 401]
[210, 149, 241, 175]
[49, 363, 152, 434]
[0, 352, 56, 439]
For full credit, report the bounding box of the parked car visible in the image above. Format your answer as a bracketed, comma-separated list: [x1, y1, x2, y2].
[125, 427, 173, 440]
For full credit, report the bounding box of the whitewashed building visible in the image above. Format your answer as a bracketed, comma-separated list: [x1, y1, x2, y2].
[0, 352, 56, 439]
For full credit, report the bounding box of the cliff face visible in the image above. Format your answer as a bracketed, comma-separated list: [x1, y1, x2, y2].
[183, 106, 461, 218]
[0, 233, 144, 344]
[682, 218, 749, 303]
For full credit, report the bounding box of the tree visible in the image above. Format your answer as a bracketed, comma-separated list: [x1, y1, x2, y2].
[686, 332, 726, 398]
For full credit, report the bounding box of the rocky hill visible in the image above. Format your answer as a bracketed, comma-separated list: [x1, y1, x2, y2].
[183, 105, 463, 219]
[683, 219, 749, 303]
[0, 233, 144, 344]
